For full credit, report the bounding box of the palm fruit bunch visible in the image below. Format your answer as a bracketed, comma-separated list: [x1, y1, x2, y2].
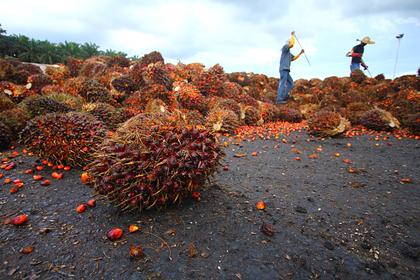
[107, 55, 130, 68]
[277, 107, 303, 123]
[181, 109, 205, 127]
[87, 112, 223, 211]
[0, 121, 12, 150]
[336, 89, 369, 106]
[80, 79, 114, 104]
[174, 81, 207, 114]
[345, 102, 373, 124]
[299, 103, 319, 119]
[122, 91, 146, 115]
[212, 98, 241, 118]
[62, 77, 86, 96]
[259, 102, 279, 122]
[0, 107, 30, 134]
[0, 81, 36, 103]
[308, 111, 351, 137]
[111, 75, 138, 96]
[321, 76, 344, 90]
[20, 112, 107, 166]
[66, 57, 84, 77]
[138, 51, 164, 68]
[139, 84, 177, 108]
[11, 63, 43, 84]
[222, 81, 242, 100]
[391, 75, 419, 91]
[360, 108, 400, 131]
[45, 65, 70, 86]
[79, 60, 107, 78]
[243, 106, 261, 126]
[183, 63, 205, 81]
[145, 98, 168, 114]
[227, 72, 251, 87]
[165, 63, 189, 82]
[244, 86, 262, 101]
[0, 94, 15, 111]
[403, 113, 420, 135]
[82, 102, 125, 130]
[27, 74, 53, 93]
[350, 69, 367, 84]
[236, 93, 258, 107]
[22, 95, 72, 117]
[141, 62, 172, 90]
[192, 64, 226, 97]
[41, 84, 63, 95]
[206, 108, 240, 133]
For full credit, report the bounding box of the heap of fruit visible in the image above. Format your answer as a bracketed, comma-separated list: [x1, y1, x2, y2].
[87, 112, 224, 211]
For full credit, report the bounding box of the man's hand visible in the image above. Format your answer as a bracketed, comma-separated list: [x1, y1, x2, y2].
[300, 49, 305, 54]
[363, 65, 368, 70]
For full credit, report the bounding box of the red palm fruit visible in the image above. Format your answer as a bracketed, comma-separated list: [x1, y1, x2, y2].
[5, 163, 16, 170]
[76, 204, 87, 213]
[81, 172, 89, 184]
[51, 172, 63, 180]
[129, 224, 140, 233]
[192, 191, 201, 201]
[13, 179, 22, 185]
[42, 160, 48, 165]
[57, 164, 64, 169]
[0, 173, 3, 178]
[256, 201, 266, 210]
[87, 199, 96, 207]
[107, 228, 123, 241]
[10, 186, 19, 193]
[24, 169, 33, 174]
[33, 175, 43, 181]
[4, 178, 12, 184]
[64, 166, 71, 171]
[12, 214, 28, 225]
[40, 180, 51, 186]
[36, 166, 44, 171]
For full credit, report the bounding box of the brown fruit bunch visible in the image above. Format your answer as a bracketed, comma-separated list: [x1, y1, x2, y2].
[111, 75, 138, 96]
[82, 103, 125, 130]
[45, 65, 70, 86]
[192, 64, 226, 97]
[0, 107, 30, 134]
[138, 51, 164, 68]
[403, 113, 420, 135]
[243, 106, 261, 126]
[140, 62, 172, 90]
[0, 121, 12, 150]
[350, 69, 367, 84]
[277, 107, 303, 123]
[22, 95, 72, 117]
[80, 79, 114, 104]
[66, 57, 84, 77]
[0, 95, 15, 111]
[360, 108, 400, 131]
[20, 112, 107, 166]
[79, 60, 107, 78]
[175, 82, 207, 114]
[308, 111, 350, 137]
[345, 102, 373, 125]
[27, 74, 53, 93]
[213, 98, 241, 118]
[107, 55, 130, 68]
[88, 112, 224, 211]
[206, 108, 240, 133]
[259, 102, 279, 122]
[227, 72, 251, 87]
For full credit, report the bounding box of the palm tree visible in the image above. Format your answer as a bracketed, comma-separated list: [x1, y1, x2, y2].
[80, 42, 100, 59]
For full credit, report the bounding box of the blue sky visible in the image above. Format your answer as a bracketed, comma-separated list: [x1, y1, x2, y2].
[1, 0, 419, 79]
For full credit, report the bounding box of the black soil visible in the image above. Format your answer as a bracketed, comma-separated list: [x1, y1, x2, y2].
[1, 131, 419, 280]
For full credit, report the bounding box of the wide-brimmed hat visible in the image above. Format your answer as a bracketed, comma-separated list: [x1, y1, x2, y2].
[361, 36, 375, 44]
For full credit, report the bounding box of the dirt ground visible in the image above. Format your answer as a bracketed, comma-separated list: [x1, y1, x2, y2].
[0, 130, 419, 280]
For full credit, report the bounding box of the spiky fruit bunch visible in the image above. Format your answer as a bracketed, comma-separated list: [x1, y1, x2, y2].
[139, 51, 164, 68]
[222, 81, 242, 99]
[62, 77, 86, 96]
[175, 82, 207, 113]
[66, 57, 84, 77]
[141, 84, 176, 107]
[20, 112, 107, 166]
[22, 95, 72, 117]
[322, 76, 344, 90]
[228, 72, 251, 87]
[0, 121, 12, 150]
[145, 98, 168, 114]
[259, 102, 279, 122]
[206, 108, 240, 133]
[0, 81, 36, 103]
[183, 63, 205, 81]
[360, 109, 400, 131]
[0, 95, 15, 111]
[45, 65, 70, 86]
[27, 74, 53, 93]
[107, 55, 130, 68]
[79, 61, 107, 78]
[122, 92, 146, 115]
[403, 113, 420, 135]
[192, 64, 226, 97]
[83, 103, 125, 130]
[236, 93, 259, 107]
[213, 98, 241, 118]
[46, 93, 84, 110]
[350, 69, 367, 84]
[181, 110, 205, 126]
[346, 102, 373, 124]
[308, 111, 351, 137]
[80, 79, 114, 103]
[277, 107, 303, 123]
[141, 62, 172, 90]
[243, 106, 261, 126]
[111, 75, 138, 95]
[244, 86, 262, 101]
[88, 112, 223, 211]
[0, 107, 30, 134]
[41, 84, 63, 95]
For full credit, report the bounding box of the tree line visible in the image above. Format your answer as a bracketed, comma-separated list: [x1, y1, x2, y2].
[0, 24, 136, 64]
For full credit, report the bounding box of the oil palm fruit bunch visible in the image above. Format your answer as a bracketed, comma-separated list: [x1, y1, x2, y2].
[66, 57, 84, 77]
[80, 79, 113, 104]
[308, 111, 350, 137]
[111, 75, 138, 96]
[46, 93, 84, 111]
[62, 77, 86, 96]
[213, 98, 241, 118]
[141, 62, 172, 90]
[27, 74, 53, 93]
[181, 109, 205, 127]
[175, 82, 207, 114]
[235, 93, 258, 108]
[20, 112, 107, 166]
[350, 69, 367, 84]
[206, 108, 240, 133]
[82, 102, 125, 130]
[107, 55, 130, 68]
[22, 95, 72, 117]
[0, 121, 12, 150]
[79, 60, 107, 78]
[145, 98, 168, 114]
[0, 81, 36, 103]
[0, 95, 15, 111]
[403, 113, 419, 135]
[227, 72, 251, 87]
[259, 102, 279, 122]
[45, 65, 70, 86]
[222, 81, 242, 100]
[88, 112, 223, 211]
[192, 64, 225, 97]
[345, 102, 373, 124]
[360, 108, 400, 131]
[243, 106, 261, 126]
[139, 84, 176, 108]
[277, 107, 303, 123]
[0, 107, 30, 134]
[138, 51, 164, 68]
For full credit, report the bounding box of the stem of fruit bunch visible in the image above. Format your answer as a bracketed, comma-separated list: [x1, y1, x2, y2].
[143, 231, 173, 261]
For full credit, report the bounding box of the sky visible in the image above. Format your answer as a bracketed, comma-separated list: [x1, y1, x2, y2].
[1, 0, 419, 79]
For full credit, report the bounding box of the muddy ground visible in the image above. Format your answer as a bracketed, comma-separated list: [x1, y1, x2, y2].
[0, 131, 419, 280]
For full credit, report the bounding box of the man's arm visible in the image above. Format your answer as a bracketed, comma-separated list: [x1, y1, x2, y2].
[292, 49, 304, 61]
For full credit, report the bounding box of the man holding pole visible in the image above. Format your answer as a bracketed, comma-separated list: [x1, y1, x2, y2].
[347, 36, 375, 74]
[276, 31, 305, 104]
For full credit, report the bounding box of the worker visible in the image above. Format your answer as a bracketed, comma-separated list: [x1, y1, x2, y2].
[276, 31, 304, 104]
[347, 36, 375, 74]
